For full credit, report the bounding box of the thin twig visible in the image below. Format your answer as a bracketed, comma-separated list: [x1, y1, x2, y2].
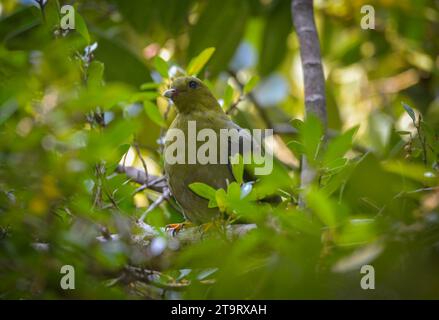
[121, 265, 215, 291]
[134, 176, 167, 194]
[226, 95, 245, 115]
[115, 165, 167, 193]
[138, 188, 171, 222]
[415, 114, 428, 166]
[134, 141, 149, 184]
[227, 70, 274, 128]
[395, 186, 439, 198]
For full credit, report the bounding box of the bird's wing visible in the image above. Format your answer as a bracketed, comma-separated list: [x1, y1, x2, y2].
[224, 121, 267, 182]
[224, 120, 282, 204]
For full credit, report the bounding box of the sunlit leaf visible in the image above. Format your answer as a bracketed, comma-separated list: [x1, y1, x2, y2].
[215, 188, 227, 212]
[154, 56, 169, 78]
[335, 219, 377, 246]
[244, 75, 259, 94]
[189, 182, 217, 201]
[144, 100, 165, 128]
[187, 47, 216, 76]
[230, 153, 244, 184]
[382, 160, 437, 185]
[140, 82, 161, 90]
[223, 84, 234, 109]
[227, 182, 241, 202]
[75, 12, 90, 44]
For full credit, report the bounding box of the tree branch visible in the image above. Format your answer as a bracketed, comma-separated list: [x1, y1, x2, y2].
[116, 165, 167, 193]
[228, 70, 274, 128]
[138, 188, 171, 222]
[292, 0, 328, 206]
[96, 221, 257, 246]
[292, 0, 327, 126]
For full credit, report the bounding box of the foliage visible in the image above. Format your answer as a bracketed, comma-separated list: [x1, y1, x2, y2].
[0, 0, 439, 299]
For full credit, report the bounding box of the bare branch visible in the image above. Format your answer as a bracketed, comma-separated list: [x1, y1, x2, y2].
[133, 141, 149, 184]
[139, 188, 171, 222]
[228, 70, 274, 128]
[120, 265, 215, 290]
[226, 95, 245, 115]
[115, 165, 167, 193]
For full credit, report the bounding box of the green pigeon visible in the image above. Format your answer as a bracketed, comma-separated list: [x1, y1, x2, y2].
[163, 76, 262, 225]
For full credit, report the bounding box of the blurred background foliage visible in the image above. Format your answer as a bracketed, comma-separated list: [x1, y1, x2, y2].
[0, 0, 438, 299]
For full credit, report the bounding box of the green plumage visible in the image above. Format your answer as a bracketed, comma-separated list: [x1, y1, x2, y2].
[163, 76, 241, 223]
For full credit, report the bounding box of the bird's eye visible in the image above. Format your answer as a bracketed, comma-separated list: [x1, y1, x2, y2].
[188, 80, 198, 89]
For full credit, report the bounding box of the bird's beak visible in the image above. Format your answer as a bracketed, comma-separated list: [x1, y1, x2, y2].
[163, 88, 177, 99]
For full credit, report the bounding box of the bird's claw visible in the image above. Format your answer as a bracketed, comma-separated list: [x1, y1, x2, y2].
[166, 222, 192, 236]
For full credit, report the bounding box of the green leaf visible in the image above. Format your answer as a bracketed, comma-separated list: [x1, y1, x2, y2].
[368, 112, 393, 155]
[230, 153, 244, 184]
[323, 126, 359, 167]
[75, 12, 90, 44]
[188, 0, 248, 77]
[258, 0, 292, 76]
[4, 21, 48, 51]
[0, 101, 18, 126]
[382, 160, 437, 185]
[227, 182, 241, 202]
[112, 0, 155, 32]
[45, 0, 61, 29]
[154, 56, 169, 78]
[187, 47, 216, 76]
[189, 182, 217, 201]
[144, 100, 165, 128]
[287, 140, 305, 157]
[402, 102, 416, 124]
[113, 0, 194, 36]
[132, 92, 159, 102]
[93, 29, 151, 85]
[140, 82, 161, 91]
[336, 219, 377, 246]
[215, 188, 228, 212]
[117, 144, 131, 159]
[87, 61, 104, 89]
[208, 199, 218, 209]
[244, 75, 259, 94]
[291, 118, 303, 131]
[321, 161, 356, 196]
[300, 114, 323, 163]
[420, 120, 439, 154]
[278, 208, 321, 236]
[306, 187, 347, 228]
[223, 84, 234, 109]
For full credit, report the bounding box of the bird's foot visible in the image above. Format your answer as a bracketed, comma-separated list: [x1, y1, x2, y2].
[166, 221, 193, 236]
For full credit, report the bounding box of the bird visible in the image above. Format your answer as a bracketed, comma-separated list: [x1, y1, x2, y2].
[162, 76, 265, 230]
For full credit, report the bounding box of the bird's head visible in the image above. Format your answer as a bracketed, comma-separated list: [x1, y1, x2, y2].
[163, 76, 221, 113]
